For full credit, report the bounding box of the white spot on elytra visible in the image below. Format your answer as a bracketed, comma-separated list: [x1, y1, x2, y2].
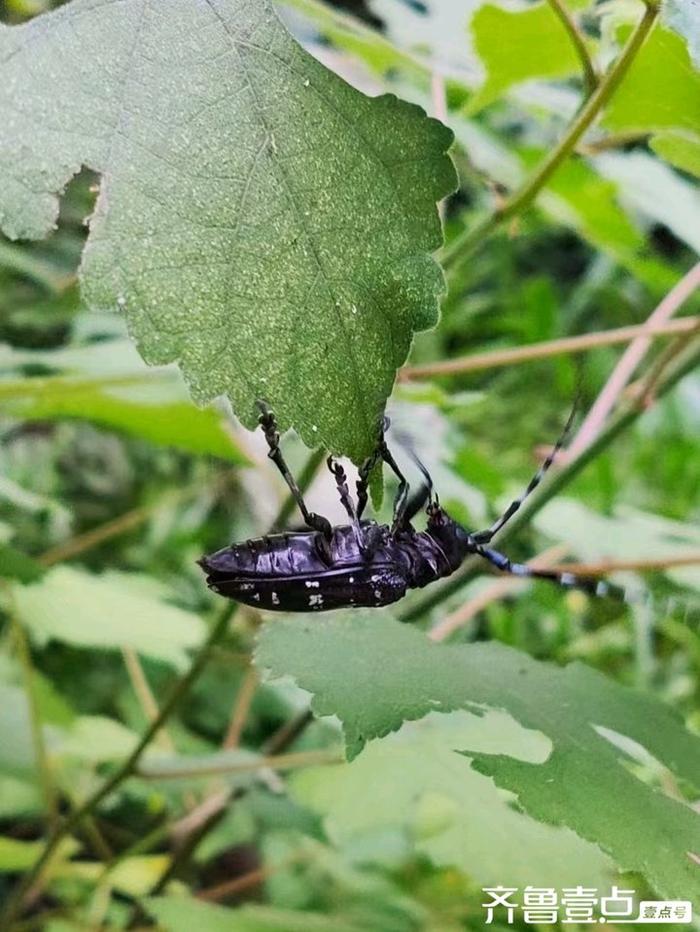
[371, 575, 380, 582]
[239, 583, 253, 591]
[252, 593, 260, 602]
[271, 591, 280, 605]
[309, 594, 323, 608]
[374, 589, 382, 599]
[305, 580, 320, 588]
[349, 577, 354, 583]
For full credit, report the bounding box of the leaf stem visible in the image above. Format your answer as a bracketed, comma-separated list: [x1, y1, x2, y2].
[398, 334, 700, 623]
[440, 2, 658, 272]
[400, 317, 698, 380]
[545, 0, 598, 96]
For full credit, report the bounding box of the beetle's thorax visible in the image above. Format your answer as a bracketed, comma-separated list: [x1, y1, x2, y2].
[421, 505, 476, 575]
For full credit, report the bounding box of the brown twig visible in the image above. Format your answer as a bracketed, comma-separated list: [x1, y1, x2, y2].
[430, 545, 568, 642]
[542, 553, 700, 577]
[222, 666, 258, 750]
[121, 647, 177, 754]
[568, 263, 700, 458]
[137, 748, 341, 781]
[400, 317, 698, 381]
[197, 854, 304, 903]
[38, 495, 179, 567]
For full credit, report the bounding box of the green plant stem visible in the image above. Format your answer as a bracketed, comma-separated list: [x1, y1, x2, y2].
[7, 609, 57, 829]
[0, 605, 234, 931]
[545, 0, 598, 96]
[399, 335, 700, 624]
[440, 2, 658, 273]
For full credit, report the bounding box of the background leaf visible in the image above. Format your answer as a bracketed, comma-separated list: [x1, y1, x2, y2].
[0, 375, 248, 462]
[662, 0, 700, 69]
[256, 612, 700, 903]
[11, 567, 206, 670]
[468, 1, 581, 114]
[0, 0, 456, 461]
[293, 710, 613, 889]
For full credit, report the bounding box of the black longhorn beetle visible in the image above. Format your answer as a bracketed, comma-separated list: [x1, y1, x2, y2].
[199, 404, 616, 613]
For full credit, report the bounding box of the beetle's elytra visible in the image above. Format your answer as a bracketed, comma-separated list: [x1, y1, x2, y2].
[199, 406, 614, 613]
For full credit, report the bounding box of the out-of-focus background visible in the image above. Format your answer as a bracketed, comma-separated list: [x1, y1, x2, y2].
[1, 0, 699, 928]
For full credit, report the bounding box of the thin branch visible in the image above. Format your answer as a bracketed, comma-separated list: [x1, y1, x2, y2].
[577, 130, 649, 154]
[399, 334, 700, 623]
[545, 0, 598, 96]
[7, 606, 57, 828]
[197, 853, 305, 903]
[137, 748, 341, 781]
[262, 708, 315, 755]
[440, 2, 658, 273]
[568, 262, 700, 458]
[121, 647, 177, 754]
[429, 545, 568, 642]
[38, 491, 185, 567]
[400, 317, 698, 380]
[538, 553, 700, 577]
[222, 665, 258, 750]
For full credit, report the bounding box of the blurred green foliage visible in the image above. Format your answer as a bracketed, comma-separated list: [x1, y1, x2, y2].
[0, 0, 699, 929]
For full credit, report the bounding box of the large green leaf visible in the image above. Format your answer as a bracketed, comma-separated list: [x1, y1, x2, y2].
[256, 613, 700, 903]
[293, 711, 612, 889]
[468, 1, 582, 114]
[0, 0, 455, 461]
[11, 567, 206, 670]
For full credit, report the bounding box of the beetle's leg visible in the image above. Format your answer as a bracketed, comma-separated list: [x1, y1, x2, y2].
[402, 483, 432, 526]
[471, 400, 577, 544]
[258, 407, 332, 541]
[395, 438, 434, 528]
[380, 441, 410, 535]
[356, 418, 411, 533]
[356, 448, 382, 520]
[327, 456, 364, 550]
[475, 544, 618, 599]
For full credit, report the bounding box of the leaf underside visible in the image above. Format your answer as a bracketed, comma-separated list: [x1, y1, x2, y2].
[0, 0, 456, 461]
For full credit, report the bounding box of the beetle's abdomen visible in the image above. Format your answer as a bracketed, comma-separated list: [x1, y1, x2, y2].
[199, 523, 408, 612]
[206, 566, 407, 612]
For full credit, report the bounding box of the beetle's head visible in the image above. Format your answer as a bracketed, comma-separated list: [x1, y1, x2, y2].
[425, 502, 476, 569]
